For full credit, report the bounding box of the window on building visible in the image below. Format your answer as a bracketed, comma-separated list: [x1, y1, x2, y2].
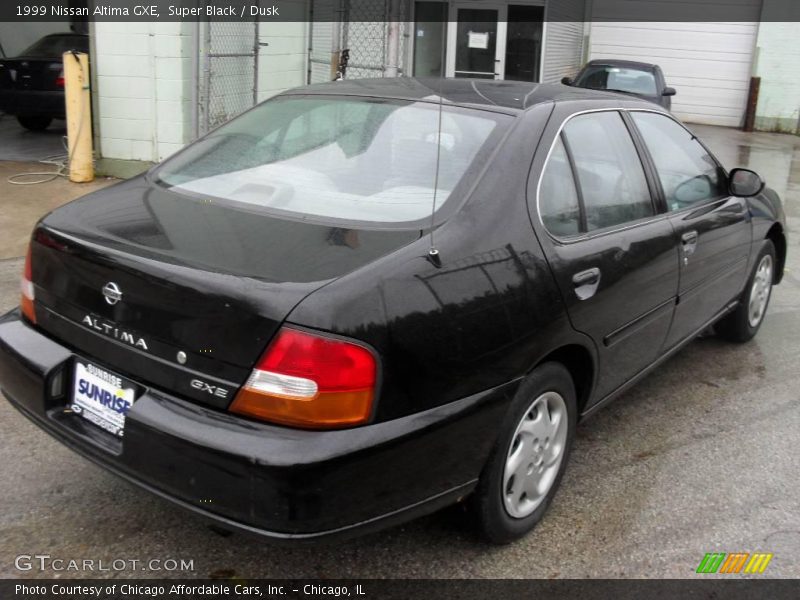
[413, 2, 448, 77]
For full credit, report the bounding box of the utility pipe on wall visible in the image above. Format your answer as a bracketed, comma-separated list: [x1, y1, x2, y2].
[385, 0, 402, 77]
[330, 0, 342, 80]
[63, 51, 94, 182]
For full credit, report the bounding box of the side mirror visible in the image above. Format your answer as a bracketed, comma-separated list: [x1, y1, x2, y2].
[561, 77, 573, 86]
[662, 87, 677, 97]
[729, 168, 765, 197]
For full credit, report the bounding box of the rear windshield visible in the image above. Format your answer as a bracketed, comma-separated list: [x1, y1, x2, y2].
[155, 95, 509, 225]
[575, 66, 658, 96]
[20, 34, 88, 57]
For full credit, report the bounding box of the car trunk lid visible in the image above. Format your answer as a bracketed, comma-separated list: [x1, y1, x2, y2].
[30, 177, 419, 407]
[0, 58, 62, 90]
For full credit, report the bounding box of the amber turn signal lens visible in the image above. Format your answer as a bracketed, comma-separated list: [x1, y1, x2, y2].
[230, 389, 374, 429]
[229, 328, 377, 429]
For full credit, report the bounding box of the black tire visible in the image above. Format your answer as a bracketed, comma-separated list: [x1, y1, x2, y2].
[17, 116, 52, 131]
[471, 362, 577, 544]
[716, 239, 776, 343]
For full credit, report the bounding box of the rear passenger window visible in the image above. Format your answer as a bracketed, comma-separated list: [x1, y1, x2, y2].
[539, 137, 580, 236]
[563, 112, 653, 231]
[631, 112, 726, 211]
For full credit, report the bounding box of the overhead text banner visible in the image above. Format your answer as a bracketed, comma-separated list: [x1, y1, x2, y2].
[0, 0, 799, 22]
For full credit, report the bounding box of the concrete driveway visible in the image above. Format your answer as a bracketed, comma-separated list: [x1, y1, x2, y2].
[0, 114, 68, 162]
[0, 125, 798, 579]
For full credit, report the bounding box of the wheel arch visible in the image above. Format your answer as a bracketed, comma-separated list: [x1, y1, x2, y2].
[766, 222, 786, 284]
[530, 343, 595, 415]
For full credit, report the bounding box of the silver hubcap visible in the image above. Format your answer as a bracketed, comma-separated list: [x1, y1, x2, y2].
[748, 254, 773, 328]
[503, 391, 568, 519]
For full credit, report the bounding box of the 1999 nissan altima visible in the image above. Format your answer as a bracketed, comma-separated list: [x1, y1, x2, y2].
[0, 79, 786, 543]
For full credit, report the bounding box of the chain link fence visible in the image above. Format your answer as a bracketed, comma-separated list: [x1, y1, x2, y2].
[198, 1, 412, 132]
[199, 20, 259, 134]
[309, 0, 410, 82]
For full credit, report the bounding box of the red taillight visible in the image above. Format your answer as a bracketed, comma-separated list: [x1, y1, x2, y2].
[229, 328, 377, 429]
[55, 71, 64, 87]
[20, 244, 36, 324]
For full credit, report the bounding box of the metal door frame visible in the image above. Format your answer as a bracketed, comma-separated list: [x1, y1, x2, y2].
[446, 2, 508, 79]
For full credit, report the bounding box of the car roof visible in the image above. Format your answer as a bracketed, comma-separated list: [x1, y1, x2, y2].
[42, 33, 89, 38]
[584, 59, 657, 71]
[279, 77, 662, 114]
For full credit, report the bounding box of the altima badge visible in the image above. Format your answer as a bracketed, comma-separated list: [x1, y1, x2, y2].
[102, 282, 123, 305]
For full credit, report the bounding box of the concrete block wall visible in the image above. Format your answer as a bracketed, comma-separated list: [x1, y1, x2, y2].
[93, 17, 308, 173]
[256, 19, 309, 101]
[753, 2, 800, 135]
[93, 21, 195, 165]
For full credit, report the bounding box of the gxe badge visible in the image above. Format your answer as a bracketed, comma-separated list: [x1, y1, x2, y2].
[102, 281, 123, 305]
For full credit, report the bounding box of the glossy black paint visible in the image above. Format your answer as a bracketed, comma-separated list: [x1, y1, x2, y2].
[565, 59, 675, 110]
[0, 79, 787, 540]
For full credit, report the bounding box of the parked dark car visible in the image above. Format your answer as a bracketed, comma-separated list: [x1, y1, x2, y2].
[563, 59, 676, 110]
[0, 79, 786, 544]
[0, 33, 89, 131]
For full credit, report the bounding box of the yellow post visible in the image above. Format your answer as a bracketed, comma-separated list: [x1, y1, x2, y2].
[63, 51, 94, 183]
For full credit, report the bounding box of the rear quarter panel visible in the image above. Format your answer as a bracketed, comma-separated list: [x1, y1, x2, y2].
[287, 103, 596, 423]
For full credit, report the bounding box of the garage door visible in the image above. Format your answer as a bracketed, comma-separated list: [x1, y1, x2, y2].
[589, 0, 762, 127]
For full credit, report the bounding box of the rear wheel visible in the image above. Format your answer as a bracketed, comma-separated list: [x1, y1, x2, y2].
[471, 362, 576, 544]
[17, 116, 52, 131]
[716, 240, 776, 343]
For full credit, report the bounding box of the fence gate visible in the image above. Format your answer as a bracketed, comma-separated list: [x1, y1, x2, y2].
[308, 0, 410, 84]
[199, 20, 260, 134]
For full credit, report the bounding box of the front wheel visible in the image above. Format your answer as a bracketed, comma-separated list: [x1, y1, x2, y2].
[471, 362, 576, 544]
[716, 239, 776, 343]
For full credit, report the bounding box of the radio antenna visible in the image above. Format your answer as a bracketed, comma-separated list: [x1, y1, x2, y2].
[427, 27, 447, 269]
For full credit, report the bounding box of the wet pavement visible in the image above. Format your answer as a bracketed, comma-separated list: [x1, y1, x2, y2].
[0, 125, 798, 579]
[0, 114, 68, 162]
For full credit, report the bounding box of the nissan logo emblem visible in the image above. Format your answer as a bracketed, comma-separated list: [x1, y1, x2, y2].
[102, 282, 123, 305]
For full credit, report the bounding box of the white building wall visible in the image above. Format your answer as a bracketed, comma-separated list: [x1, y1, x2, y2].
[257, 20, 309, 100]
[588, 0, 762, 127]
[753, 0, 800, 133]
[93, 21, 194, 163]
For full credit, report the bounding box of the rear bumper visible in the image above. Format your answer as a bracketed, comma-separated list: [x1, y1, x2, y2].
[0, 89, 64, 117]
[0, 310, 513, 542]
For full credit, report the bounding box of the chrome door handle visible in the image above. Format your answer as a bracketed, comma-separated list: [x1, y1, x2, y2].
[572, 268, 600, 286]
[681, 230, 698, 255]
[572, 268, 601, 300]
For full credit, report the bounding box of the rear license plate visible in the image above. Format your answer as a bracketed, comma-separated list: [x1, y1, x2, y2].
[70, 361, 138, 437]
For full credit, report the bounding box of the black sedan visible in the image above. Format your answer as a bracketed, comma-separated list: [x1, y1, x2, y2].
[0, 33, 89, 131]
[563, 59, 676, 110]
[0, 79, 786, 544]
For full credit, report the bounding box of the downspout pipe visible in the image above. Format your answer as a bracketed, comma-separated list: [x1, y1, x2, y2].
[385, 0, 401, 77]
